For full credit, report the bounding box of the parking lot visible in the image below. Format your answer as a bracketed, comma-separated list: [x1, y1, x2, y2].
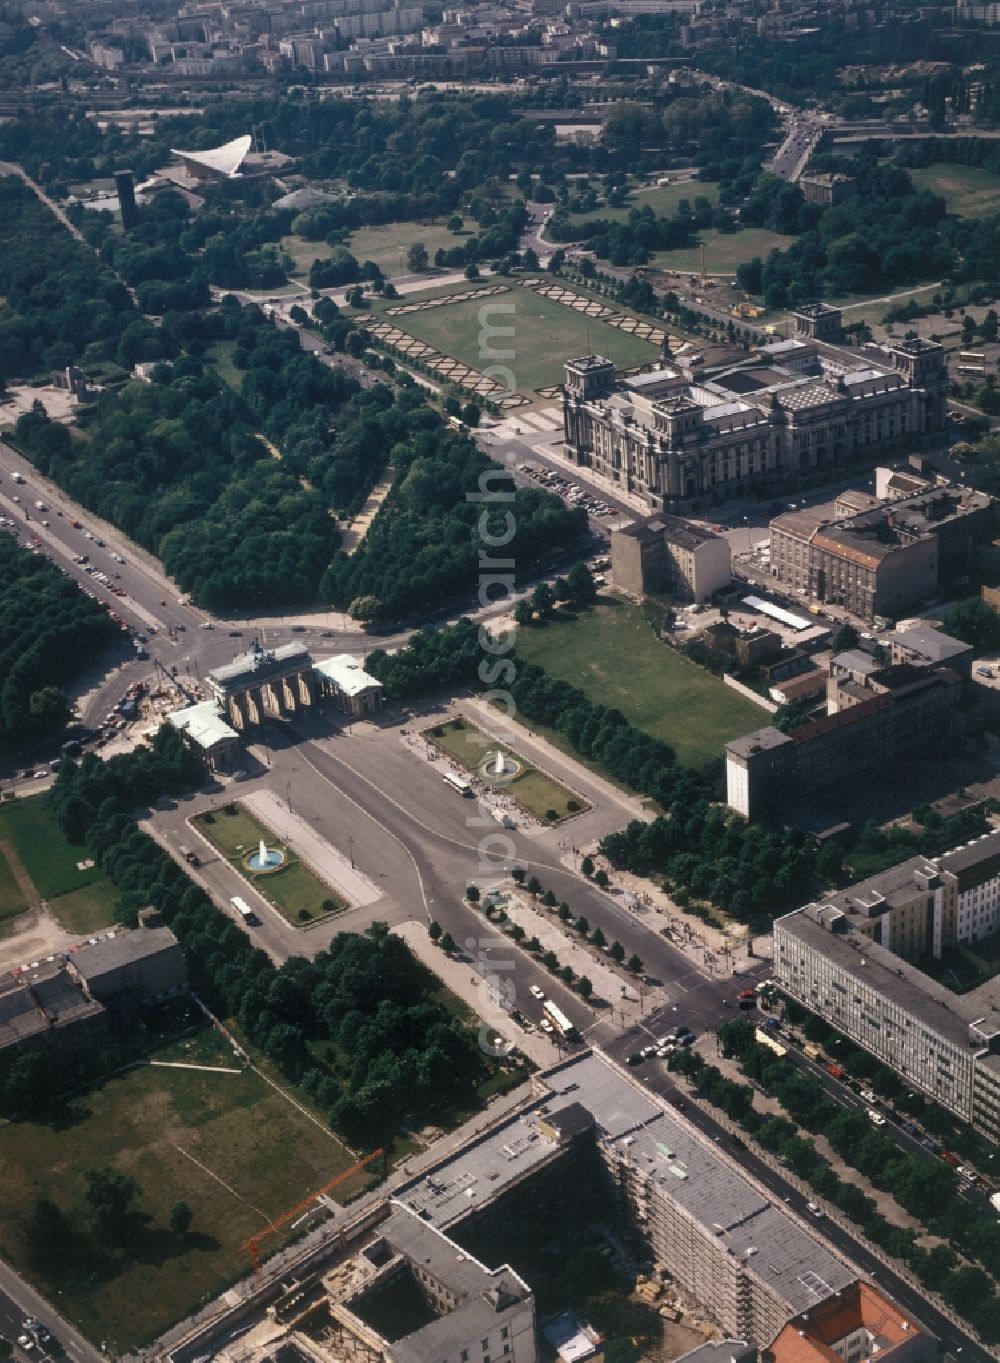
[518, 461, 618, 519]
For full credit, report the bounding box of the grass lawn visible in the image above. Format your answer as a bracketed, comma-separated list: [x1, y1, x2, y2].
[0, 797, 119, 931]
[425, 717, 588, 823]
[192, 804, 346, 926]
[835, 283, 944, 332]
[651, 227, 796, 276]
[203, 339, 244, 393]
[909, 163, 1000, 218]
[0, 1024, 366, 1348]
[387, 284, 658, 392]
[348, 219, 470, 276]
[513, 597, 767, 769]
[563, 180, 719, 231]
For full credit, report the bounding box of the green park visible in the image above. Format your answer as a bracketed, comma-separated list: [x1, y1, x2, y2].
[192, 803, 346, 925]
[514, 597, 766, 770]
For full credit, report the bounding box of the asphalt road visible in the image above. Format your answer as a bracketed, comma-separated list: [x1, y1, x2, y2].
[0, 1254, 102, 1363]
[604, 1026, 991, 1363]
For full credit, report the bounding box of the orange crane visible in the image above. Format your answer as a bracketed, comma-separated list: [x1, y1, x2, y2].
[241, 1148, 384, 1273]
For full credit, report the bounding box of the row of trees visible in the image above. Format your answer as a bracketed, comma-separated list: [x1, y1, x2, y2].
[0, 534, 119, 752]
[671, 1035, 1000, 1340]
[48, 730, 492, 1148]
[322, 435, 586, 622]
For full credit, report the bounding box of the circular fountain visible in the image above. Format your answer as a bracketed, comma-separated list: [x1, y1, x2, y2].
[479, 748, 522, 786]
[244, 837, 287, 875]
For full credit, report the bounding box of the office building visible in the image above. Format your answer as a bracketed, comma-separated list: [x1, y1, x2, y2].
[66, 916, 187, 1006]
[769, 485, 994, 622]
[774, 884, 1000, 1139]
[799, 173, 856, 207]
[611, 514, 731, 602]
[561, 331, 949, 515]
[726, 667, 956, 819]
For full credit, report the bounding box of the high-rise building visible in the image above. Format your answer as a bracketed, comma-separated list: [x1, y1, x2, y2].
[114, 169, 138, 230]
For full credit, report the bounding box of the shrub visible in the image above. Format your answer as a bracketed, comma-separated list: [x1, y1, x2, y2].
[567, 799, 581, 813]
[546, 808, 558, 821]
[322, 898, 338, 912]
[299, 908, 312, 921]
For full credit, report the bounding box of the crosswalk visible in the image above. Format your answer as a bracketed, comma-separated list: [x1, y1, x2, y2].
[486, 404, 563, 442]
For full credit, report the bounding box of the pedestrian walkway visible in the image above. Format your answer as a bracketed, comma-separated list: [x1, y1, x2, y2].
[485, 405, 563, 441]
[393, 919, 558, 1069]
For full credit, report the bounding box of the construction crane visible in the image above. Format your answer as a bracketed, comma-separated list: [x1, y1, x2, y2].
[241, 1148, 384, 1273]
[699, 242, 707, 286]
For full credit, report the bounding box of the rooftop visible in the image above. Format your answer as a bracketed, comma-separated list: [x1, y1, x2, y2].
[770, 1281, 932, 1363]
[208, 642, 312, 691]
[168, 700, 238, 750]
[0, 969, 103, 1050]
[70, 924, 181, 983]
[313, 653, 383, 698]
[616, 514, 723, 552]
[170, 133, 251, 177]
[891, 625, 971, 663]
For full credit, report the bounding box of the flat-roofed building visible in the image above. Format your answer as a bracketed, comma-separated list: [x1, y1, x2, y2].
[314, 654, 384, 719]
[67, 919, 187, 1006]
[168, 699, 240, 770]
[611, 514, 731, 602]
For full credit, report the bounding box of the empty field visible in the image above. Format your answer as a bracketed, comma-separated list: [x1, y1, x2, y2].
[652, 227, 797, 276]
[0, 797, 119, 933]
[193, 803, 345, 925]
[425, 717, 587, 823]
[383, 282, 658, 392]
[563, 180, 719, 231]
[282, 218, 470, 281]
[0, 1023, 368, 1348]
[513, 597, 766, 770]
[908, 163, 1000, 219]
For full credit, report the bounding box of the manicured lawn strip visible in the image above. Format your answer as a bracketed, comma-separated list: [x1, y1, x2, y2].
[47, 881, 120, 935]
[513, 597, 766, 769]
[425, 717, 587, 822]
[203, 339, 244, 392]
[192, 804, 345, 926]
[384, 284, 658, 392]
[0, 1025, 361, 1348]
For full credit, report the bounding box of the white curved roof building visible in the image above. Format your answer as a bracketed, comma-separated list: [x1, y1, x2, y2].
[170, 133, 252, 180]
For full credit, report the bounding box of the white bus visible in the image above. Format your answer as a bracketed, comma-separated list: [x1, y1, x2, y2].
[543, 1000, 580, 1041]
[231, 895, 256, 923]
[442, 771, 473, 797]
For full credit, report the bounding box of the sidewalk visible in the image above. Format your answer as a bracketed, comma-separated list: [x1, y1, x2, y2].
[393, 919, 559, 1069]
[482, 887, 649, 1024]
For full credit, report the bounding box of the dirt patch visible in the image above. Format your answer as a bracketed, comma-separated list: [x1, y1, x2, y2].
[0, 835, 38, 903]
[0, 902, 82, 970]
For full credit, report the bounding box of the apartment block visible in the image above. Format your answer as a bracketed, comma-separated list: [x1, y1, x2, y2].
[774, 902, 1000, 1137]
[611, 514, 732, 602]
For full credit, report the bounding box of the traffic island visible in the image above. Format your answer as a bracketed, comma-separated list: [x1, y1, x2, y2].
[192, 803, 349, 928]
[423, 716, 590, 824]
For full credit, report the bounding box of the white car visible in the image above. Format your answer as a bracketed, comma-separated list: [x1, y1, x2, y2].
[806, 1201, 823, 1217]
[867, 1109, 886, 1127]
[529, 985, 545, 1001]
[540, 1018, 555, 1034]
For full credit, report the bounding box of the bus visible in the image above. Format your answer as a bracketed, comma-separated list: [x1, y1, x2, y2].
[543, 1000, 580, 1041]
[442, 771, 473, 797]
[231, 896, 256, 924]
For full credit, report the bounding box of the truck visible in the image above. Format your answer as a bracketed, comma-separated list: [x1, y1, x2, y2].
[34, 500, 47, 511]
[231, 896, 256, 924]
[824, 1062, 845, 1080]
